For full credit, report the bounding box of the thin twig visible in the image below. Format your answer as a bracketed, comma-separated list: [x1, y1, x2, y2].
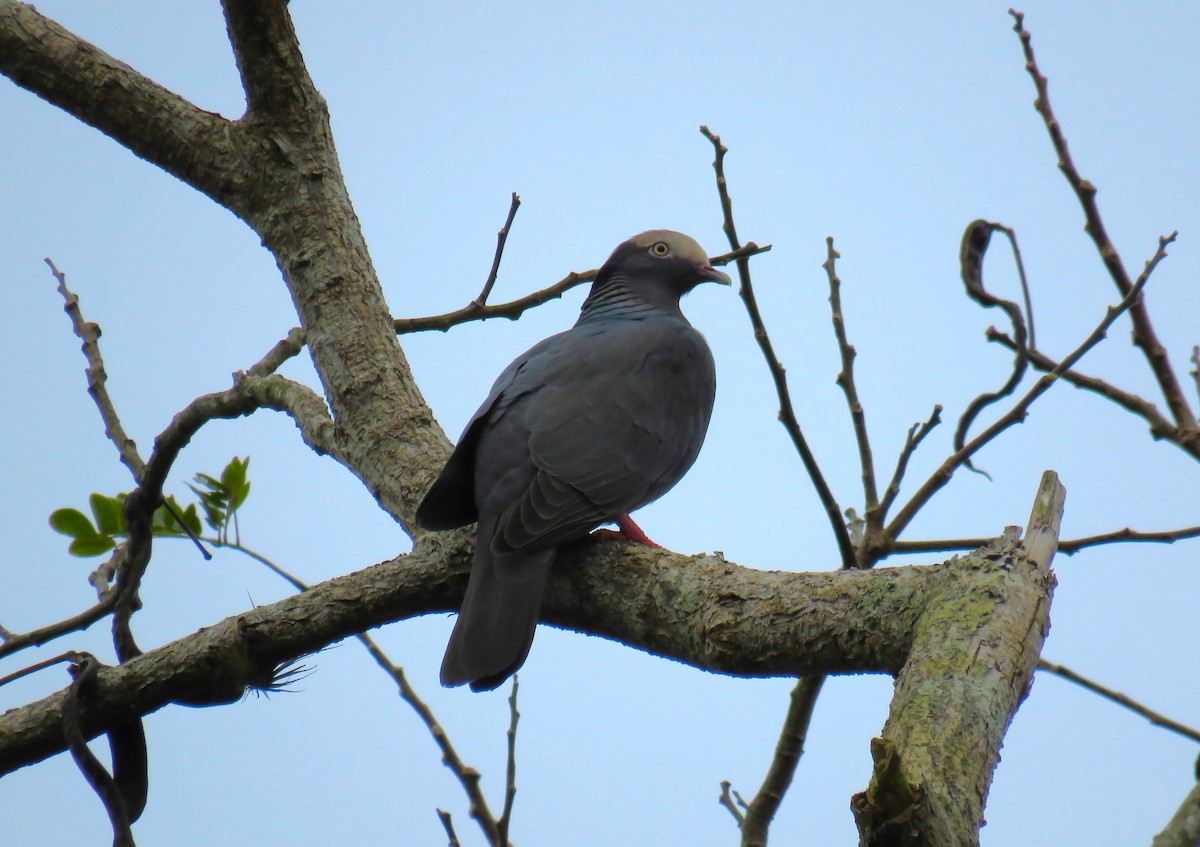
[879, 406, 942, 518]
[474, 193, 521, 307]
[46, 259, 145, 481]
[1011, 9, 1197, 430]
[247, 327, 306, 378]
[741, 675, 826, 847]
[988, 329, 1189, 450]
[394, 244, 771, 335]
[0, 594, 119, 659]
[718, 780, 747, 827]
[825, 240, 879, 531]
[1057, 525, 1200, 555]
[699, 125, 856, 571]
[887, 255, 1155, 540]
[207, 539, 506, 846]
[436, 809, 462, 847]
[887, 522, 1200, 558]
[1190, 346, 1200, 408]
[498, 675, 520, 846]
[1038, 659, 1200, 744]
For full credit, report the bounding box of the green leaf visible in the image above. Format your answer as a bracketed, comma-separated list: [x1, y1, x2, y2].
[181, 503, 203, 536]
[90, 493, 126, 536]
[194, 473, 225, 494]
[68, 534, 116, 557]
[230, 479, 251, 511]
[221, 456, 248, 494]
[50, 508, 98, 539]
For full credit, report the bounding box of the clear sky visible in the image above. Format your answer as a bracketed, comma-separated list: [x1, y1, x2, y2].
[2, 2, 1198, 845]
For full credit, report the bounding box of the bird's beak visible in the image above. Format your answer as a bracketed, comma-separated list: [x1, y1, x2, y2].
[698, 263, 733, 286]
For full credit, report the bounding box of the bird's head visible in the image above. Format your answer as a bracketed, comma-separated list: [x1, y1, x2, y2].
[583, 230, 730, 319]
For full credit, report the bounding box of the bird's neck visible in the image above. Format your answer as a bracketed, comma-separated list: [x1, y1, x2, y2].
[577, 273, 684, 324]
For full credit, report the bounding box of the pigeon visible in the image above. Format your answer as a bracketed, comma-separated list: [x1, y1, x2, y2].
[416, 230, 729, 691]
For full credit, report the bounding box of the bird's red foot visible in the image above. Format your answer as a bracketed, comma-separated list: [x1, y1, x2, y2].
[593, 513, 662, 548]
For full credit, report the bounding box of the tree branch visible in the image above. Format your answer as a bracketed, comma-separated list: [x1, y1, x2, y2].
[393, 244, 771, 335]
[854, 471, 1062, 847]
[1011, 9, 1197, 432]
[1037, 659, 1200, 745]
[0, 534, 997, 777]
[740, 674, 826, 847]
[474, 193, 521, 308]
[886, 253, 1153, 541]
[699, 124, 857, 571]
[825, 240, 880, 540]
[0, 1, 243, 206]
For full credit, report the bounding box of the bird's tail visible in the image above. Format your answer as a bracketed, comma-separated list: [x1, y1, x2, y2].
[440, 541, 555, 692]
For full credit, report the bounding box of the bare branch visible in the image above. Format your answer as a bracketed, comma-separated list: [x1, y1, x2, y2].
[887, 252, 1153, 541]
[214, 541, 506, 846]
[854, 474, 1061, 846]
[825, 240, 880, 529]
[988, 329, 1191, 450]
[1011, 9, 1197, 431]
[436, 809, 463, 847]
[475, 193, 522, 307]
[879, 406, 942, 519]
[0, 591, 119, 660]
[221, 0, 313, 121]
[699, 124, 857, 571]
[741, 675, 826, 847]
[498, 676, 521, 847]
[247, 327, 306, 378]
[0, 539, 957, 776]
[47, 260, 145, 481]
[1190, 346, 1200, 408]
[718, 781, 747, 827]
[1038, 659, 1200, 744]
[393, 243, 771, 335]
[0, 2, 242, 205]
[1058, 525, 1200, 555]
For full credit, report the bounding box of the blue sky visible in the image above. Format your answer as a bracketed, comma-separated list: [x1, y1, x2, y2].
[2, 3, 1198, 845]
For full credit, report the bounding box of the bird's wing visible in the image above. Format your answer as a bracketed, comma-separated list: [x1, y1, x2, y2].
[488, 317, 716, 553]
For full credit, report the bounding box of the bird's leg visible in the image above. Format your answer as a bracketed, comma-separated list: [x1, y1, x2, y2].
[592, 513, 662, 548]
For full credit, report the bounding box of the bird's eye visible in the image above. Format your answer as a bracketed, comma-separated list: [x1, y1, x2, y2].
[649, 241, 671, 258]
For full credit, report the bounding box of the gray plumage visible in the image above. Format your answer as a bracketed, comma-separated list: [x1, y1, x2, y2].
[416, 230, 729, 691]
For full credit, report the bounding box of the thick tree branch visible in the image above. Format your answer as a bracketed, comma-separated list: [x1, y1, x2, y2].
[1, 533, 1017, 777]
[854, 471, 1062, 847]
[0, 1, 243, 206]
[221, 0, 315, 120]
